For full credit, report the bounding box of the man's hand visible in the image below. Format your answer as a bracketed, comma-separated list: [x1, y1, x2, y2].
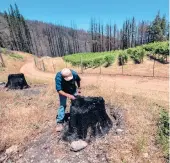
[67, 94, 76, 100]
[77, 89, 81, 94]
[58, 91, 76, 100]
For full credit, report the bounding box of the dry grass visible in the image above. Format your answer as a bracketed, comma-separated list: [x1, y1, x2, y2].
[26, 76, 50, 85]
[81, 80, 168, 163]
[0, 52, 32, 82]
[0, 53, 57, 152]
[0, 83, 57, 152]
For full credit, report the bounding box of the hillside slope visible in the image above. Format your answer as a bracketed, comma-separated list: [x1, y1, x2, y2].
[0, 13, 91, 57]
[0, 13, 9, 48]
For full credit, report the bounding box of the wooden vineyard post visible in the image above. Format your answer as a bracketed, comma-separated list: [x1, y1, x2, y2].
[0, 52, 5, 67]
[42, 60, 45, 72]
[34, 57, 37, 67]
[37, 60, 40, 70]
[52, 61, 55, 72]
[81, 55, 83, 74]
[100, 60, 102, 74]
[166, 55, 168, 63]
[153, 59, 155, 77]
[38, 60, 40, 70]
[121, 57, 123, 75]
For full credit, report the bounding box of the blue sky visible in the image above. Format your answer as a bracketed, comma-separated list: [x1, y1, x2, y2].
[0, 0, 168, 30]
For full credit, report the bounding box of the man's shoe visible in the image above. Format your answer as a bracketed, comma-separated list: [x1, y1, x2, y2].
[56, 123, 64, 132]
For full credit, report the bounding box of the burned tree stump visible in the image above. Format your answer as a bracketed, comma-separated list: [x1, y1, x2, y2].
[63, 96, 112, 142]
[5, 73, 30, 89]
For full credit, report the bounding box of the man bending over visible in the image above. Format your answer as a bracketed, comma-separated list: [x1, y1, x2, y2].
[55, 68, 81, 132]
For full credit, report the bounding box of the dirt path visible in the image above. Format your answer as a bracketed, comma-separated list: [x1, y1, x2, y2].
[20, 58, 55, 81]
[20, 58, 169, 102]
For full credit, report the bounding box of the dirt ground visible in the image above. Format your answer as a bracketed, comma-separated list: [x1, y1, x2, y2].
[20, 57, 169, 102]
[0, 52, 169, 163]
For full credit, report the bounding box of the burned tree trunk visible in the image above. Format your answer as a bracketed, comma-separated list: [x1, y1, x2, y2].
[63, 96, 112, 142]
[5, 73, 30, 89]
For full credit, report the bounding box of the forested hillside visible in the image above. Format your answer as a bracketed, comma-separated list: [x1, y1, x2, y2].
[0, 5, 91, 57]
[0, 4, 168, 57]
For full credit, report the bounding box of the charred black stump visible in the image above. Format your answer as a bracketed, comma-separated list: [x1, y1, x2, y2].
[62, 96, 113, 142]
[5, 73, 30, 89]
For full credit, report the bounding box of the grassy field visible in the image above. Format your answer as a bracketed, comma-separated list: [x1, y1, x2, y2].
[0, 49, 32, 82]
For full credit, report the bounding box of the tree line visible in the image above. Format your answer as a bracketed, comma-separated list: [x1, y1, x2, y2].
[90, 12, 168, 52]
[43, 24, 80, 57]
[3, 4, 34, 53]
[0, 4, 168, 57]
[0, 4, 81, 57]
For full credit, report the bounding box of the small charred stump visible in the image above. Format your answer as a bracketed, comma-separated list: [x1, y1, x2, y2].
[62, 96, 113, 142]
[5, 73, 30, 90]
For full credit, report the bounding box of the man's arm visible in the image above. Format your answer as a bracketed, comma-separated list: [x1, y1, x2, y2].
[77, 79, 81, 88]
[75, 74, 81, 89]
[73, 70, 81, 87]
[75, 73, 81, 94]
[71, 70, 81, 88]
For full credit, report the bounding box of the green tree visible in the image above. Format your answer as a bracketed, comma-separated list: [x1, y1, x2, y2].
[3, 4, 34, 53]
[151, 12, 163, 42]
[161, 15, 167, 40]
